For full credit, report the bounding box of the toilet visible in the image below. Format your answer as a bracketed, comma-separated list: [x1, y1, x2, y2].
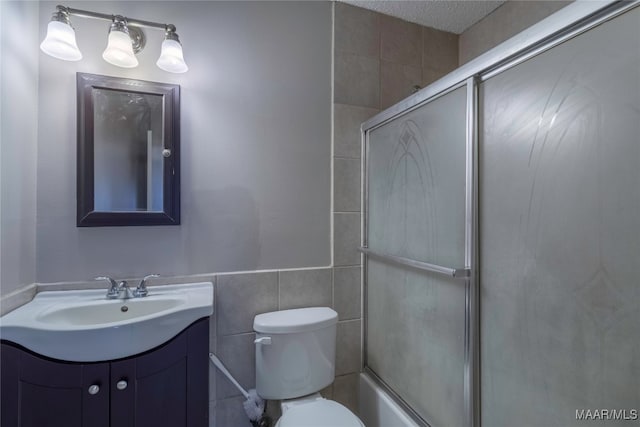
[253, 307, 365, 427]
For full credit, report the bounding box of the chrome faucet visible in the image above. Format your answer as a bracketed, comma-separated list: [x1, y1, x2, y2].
[96, 276, 120, 299]
[117, 280, 134, 300]
[96, 276, 134, 300]
[134, 274, 159, 298]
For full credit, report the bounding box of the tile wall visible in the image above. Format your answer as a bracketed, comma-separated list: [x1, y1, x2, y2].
[209, 267, 361, 426]
[458, 0, 571, 64]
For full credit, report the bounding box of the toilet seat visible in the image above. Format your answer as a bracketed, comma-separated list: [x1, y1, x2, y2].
[276, 399, 364, 427]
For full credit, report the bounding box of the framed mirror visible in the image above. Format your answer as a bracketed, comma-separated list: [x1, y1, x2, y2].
[77, 73, 180, 226]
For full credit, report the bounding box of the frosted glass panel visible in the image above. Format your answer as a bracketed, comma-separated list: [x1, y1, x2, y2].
[368, 87, 467, 266]
[366, 86, 467, 425]
[367, 259, 466, 426]
[480, 7, 640, 427]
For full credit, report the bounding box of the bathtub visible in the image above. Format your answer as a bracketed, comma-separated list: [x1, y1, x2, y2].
[359, 372, 421, 427]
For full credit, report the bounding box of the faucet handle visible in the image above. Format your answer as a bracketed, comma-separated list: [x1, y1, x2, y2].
[134, 274, 159, 298]
[95, 276, 119, 299]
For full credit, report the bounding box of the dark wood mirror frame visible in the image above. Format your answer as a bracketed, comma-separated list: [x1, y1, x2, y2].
[77, 73, 180, 227]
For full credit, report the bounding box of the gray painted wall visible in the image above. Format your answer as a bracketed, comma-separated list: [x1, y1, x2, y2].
[36, 1, 331, 283]
[1, 1, 39, 295]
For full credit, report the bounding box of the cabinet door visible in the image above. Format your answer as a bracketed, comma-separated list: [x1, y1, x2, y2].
[0, 343, 110, 427]
[110, 318, 209, 427]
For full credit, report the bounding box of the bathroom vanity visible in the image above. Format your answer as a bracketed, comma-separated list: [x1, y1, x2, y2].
[1, 319, 208, 427]
[0, 282, 213, 427]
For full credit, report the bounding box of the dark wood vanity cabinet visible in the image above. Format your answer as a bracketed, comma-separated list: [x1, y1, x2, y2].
[1, 318, 209, 427]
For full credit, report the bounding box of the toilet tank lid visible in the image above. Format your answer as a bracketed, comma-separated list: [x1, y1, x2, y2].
[254, 307, 338, 333]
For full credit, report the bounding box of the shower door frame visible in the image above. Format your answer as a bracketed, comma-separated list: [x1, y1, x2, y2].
[358, 2, 638, 427]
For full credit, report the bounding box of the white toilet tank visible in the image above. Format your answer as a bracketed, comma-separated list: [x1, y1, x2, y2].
[253, 307, 338, 400]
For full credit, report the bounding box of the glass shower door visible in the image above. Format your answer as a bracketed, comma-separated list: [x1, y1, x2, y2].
[364, 85, 469, 426]
[479, 6, 640, 426]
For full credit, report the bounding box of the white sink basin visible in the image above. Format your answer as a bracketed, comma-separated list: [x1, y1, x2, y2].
[0, 282, 213, 362]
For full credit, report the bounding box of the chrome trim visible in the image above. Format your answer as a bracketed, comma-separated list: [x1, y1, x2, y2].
[463, 77, 480, 427]
[134, 274, 159, 298]
[364, 367, 432, 427]
[63, 5, 171, 30]
[361, 0, 627, 133]
[358, 247, 470, 279]
[95, 276, 119, 299]
[361, 118, 370, 370]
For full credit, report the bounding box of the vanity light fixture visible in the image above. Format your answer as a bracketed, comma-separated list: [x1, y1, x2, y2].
[157, 27, 189, 73]
[102, 16, 138, 68]
[40, 7, 82, 61]
[40, 5, 188, 73]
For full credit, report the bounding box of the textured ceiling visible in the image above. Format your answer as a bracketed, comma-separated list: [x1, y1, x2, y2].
[338, 0, 507, 34]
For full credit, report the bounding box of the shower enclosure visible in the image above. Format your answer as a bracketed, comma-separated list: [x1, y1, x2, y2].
[359, 2, 640, 426]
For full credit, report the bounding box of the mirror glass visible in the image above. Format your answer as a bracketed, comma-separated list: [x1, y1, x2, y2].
[77, 73, 180, 227]
[93, 89, 164, 212]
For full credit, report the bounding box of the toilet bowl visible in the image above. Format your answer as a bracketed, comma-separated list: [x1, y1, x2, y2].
[253, 307, 365, 427]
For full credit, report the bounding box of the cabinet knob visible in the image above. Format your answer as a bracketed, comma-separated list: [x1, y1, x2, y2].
[88, 384, 100, 395]
[162, 149, 172, 158]
[116, 380, 128, 390]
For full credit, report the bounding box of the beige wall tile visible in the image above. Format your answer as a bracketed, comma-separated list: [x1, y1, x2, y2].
[209, 357, 217, 403]
[208, 400, 216, 427]
[278, 268, 332, 310]
[336, 319, 362, 375]
[209, 314, 217, 351]
[264, 399, 282, 424]
[422, 67, 450, 88]
[333, 373, 360, 415]
[334, 213, 361, 266]
[335, 53, 380, 108]
[216, 333, 256, 399]
[215, 396, 253, 427]
[216, 272, 278, 335]
[334, 158, 361, 213]
[320, 383, 334, 399]
[335, 2, 380, 58]
[333, 266, 361, 320]
[380, 15, 422, 68]
[380, 61, 422, 109]
[459, 0, 571, 64]
[334, 104, 379, 159]
[423, 26, 458, 73]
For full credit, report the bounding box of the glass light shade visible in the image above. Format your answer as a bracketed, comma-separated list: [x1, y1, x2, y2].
[102, 30, 138, 68]
[156, 39, 188, 73]
[40, 21, 82, 61]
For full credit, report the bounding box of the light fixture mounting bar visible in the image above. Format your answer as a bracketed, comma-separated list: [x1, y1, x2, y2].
[57, 4, 173, 31]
